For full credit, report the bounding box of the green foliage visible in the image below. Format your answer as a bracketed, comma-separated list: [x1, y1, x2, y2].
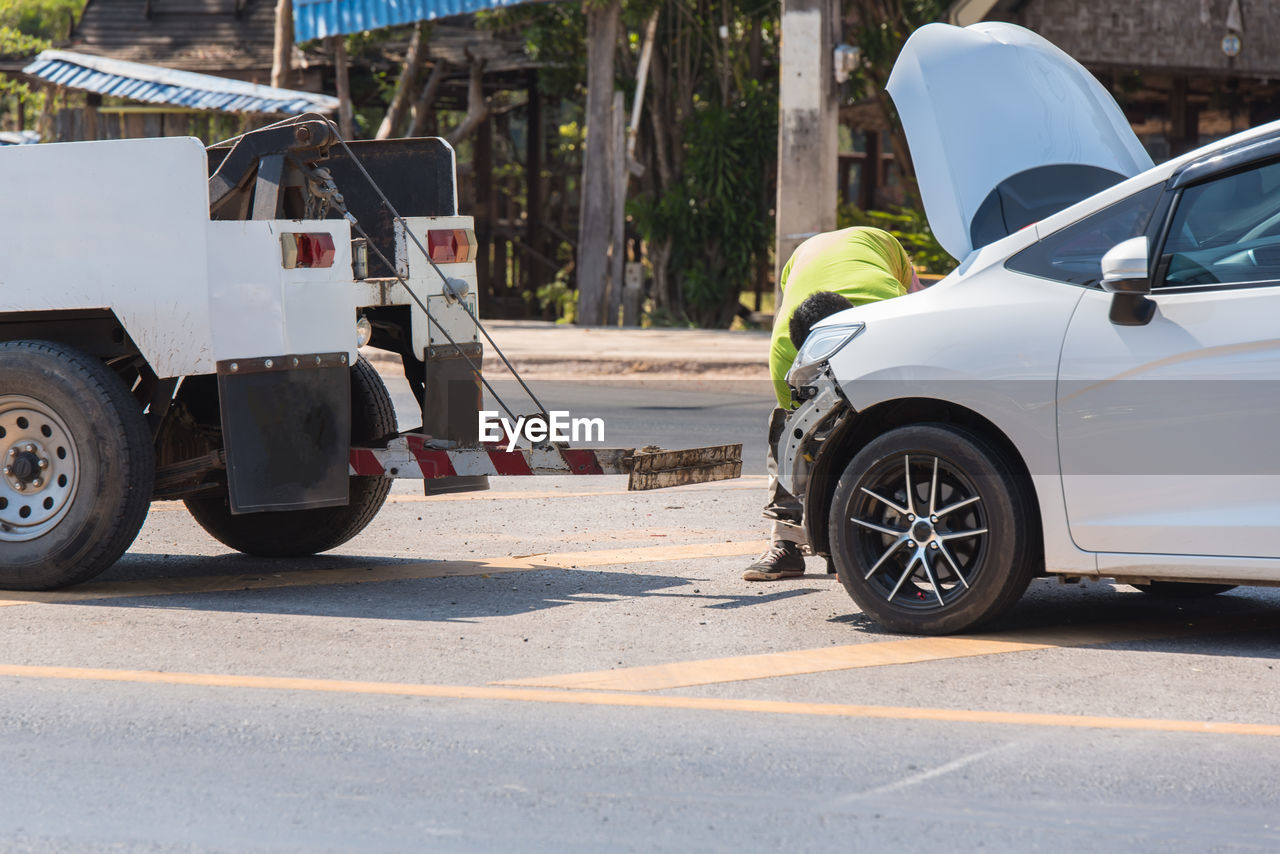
[477, 5, 586, 102]
[632, 80, 776, 327]
[842, 0, 946, 198]
[0, 0, 83, 41]
[1, 0, 82, 104]
[533, 273, 578, 324]
[837, 203, 956, 275]
[0, 24, 49, 102]
[0, 23, 43, 57]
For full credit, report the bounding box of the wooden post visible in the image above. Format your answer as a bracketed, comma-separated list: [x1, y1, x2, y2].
[524, 69, 542, 293]
[608, 90, 626, 326]
[627, 10, 659, 163]
[494, 113, 510, 296]
[35, 86, 54, 141]
[271, 0, 293, 89]
[575, 0, 620, 326]
[376, 23, 429, 140]
[83, 92, 101, 141]
[1169, 76, 1199, 157]
[330, 36, 354, 139]
[858, 131, 880, 210]
[475, 114, 493, 302]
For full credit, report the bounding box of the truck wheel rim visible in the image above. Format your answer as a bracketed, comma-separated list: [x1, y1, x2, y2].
[846, 453, 988, 611]
[0, 395, 80, 542]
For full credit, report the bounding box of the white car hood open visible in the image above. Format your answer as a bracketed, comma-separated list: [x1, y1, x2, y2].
[887, 22, 1153, 261]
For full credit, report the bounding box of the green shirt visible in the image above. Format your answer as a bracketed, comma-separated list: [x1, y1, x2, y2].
[770, 227, 912, 407]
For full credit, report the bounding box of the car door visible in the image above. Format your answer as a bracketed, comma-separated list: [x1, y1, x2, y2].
[1056, 157, 1280, 558]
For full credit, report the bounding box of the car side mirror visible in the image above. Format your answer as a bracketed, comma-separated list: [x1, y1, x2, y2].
[1100, 236, 1155, 326]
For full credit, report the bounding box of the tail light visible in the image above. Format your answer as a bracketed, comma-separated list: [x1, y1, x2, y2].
[426, 228, 476, 264]
[281, 232, 336, 268]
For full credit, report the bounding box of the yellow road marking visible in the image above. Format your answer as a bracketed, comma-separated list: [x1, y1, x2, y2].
[0, 662, 1275, 737]
[499, 614, 1278, 691]
[0, 540, 768, 607]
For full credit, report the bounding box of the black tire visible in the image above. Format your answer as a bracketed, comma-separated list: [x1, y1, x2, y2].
[1132, 581, 1236, 598]
[184, 356, 395, 557]
[0, 340, 155, 589]
[828, 423, 1039, 635]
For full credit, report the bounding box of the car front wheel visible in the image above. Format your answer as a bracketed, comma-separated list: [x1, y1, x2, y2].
[828, 423, 1039, 635]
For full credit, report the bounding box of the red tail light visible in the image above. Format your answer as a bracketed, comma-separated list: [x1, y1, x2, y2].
[281, 232, 336, 268]
[426, 228, 476, 264]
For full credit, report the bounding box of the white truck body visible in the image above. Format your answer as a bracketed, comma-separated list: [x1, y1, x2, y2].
[0, 128, 738, 590]
[0, 136, 477, 377]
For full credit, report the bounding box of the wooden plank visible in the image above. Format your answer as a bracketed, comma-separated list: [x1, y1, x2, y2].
[627, 444, 744, 491]
[629, 461, 743, 491]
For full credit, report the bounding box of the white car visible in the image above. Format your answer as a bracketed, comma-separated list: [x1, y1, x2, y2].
[780, 21, 1280, 634]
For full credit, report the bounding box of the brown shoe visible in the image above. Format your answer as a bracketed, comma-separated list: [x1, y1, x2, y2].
[743, 541, 806, 581]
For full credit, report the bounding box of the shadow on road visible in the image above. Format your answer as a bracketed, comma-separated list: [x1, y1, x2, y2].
[33, 551, 828, 624]
[826, 577, 1280, 657]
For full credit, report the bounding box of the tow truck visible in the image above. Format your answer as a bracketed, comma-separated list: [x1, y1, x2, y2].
[0, 116, 741, 589]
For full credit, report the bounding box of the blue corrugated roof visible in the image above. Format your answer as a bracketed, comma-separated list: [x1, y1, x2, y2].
[23, 50, 340, 115]
[294, 0, 543, 41]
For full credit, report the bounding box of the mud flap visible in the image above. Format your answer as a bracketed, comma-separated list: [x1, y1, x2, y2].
[218, 355, 351, 514]
[627, 444, 743, 491]
[422, 342, 488, 495]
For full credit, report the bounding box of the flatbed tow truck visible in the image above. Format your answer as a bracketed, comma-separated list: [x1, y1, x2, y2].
[0, 116, 741, 589]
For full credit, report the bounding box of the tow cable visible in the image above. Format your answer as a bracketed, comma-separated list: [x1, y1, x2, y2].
[213, 114, 551, 433]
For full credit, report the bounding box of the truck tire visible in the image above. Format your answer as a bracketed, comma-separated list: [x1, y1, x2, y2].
[185, 356, 395, 557]
[0, 340, 155, 589]
[828, 423, 1040, 635]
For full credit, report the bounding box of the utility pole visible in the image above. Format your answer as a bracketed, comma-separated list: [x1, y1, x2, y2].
[774, 0, 839, 300]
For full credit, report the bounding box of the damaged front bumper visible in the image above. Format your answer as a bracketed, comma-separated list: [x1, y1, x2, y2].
[776, 370, 849, 499]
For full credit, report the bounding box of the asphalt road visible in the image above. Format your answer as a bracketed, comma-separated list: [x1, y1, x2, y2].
[476, 376, 774, 475]
[1, 368, 1279, 852]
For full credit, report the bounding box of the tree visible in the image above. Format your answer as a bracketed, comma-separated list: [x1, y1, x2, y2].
[1, 24, 50, 125]
[574, 0, 621, 326]
[486, 0, 782, 328]
[628, 0, 780, 327]
[0, 0, 83, 40]
[842, 0, 947, 196]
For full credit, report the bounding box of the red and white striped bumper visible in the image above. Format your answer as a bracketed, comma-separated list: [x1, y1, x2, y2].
[349, 435, 630, 479]
[348, 436, 742, 491]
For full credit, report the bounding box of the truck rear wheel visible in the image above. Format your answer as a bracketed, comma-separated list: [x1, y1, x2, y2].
[0, 340, 155, 589]
[184, 356, 395, 557]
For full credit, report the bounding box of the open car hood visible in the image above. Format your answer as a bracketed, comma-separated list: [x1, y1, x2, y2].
[887, 22, 1153, 260]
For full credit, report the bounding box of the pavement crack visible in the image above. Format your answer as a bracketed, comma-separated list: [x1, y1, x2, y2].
[830, 740, 1022, 804]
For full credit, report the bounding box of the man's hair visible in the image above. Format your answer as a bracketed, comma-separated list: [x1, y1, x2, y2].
[790, 291, 855, 350]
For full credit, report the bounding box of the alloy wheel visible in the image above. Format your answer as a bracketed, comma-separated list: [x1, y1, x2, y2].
[846, 453, 988, 610]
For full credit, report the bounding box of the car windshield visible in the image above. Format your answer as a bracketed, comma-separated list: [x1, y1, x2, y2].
[1005, 186, 1160, 287]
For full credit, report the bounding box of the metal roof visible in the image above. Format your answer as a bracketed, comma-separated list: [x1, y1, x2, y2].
[293, 0, 548, 41]
[0, 131, 39, 146]
[23, 50, 340, 114]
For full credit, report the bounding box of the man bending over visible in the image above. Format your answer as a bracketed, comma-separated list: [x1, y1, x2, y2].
[744, 226, 920, 581]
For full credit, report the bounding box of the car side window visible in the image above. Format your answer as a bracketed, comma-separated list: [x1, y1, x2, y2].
[1005, 186, 1161, 287]
[1157, 160, 1280, 289]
